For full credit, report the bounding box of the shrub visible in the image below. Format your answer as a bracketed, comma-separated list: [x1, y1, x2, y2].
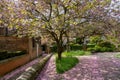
[117, 45, 120, 51]
[87, 44, 95, 48]
[87, 43, 116, 52]
[87, 47, 95, 52]
[50, 44, 57, 52]
[94, 45, 102, 52]
[0, 50, 26, 61]
[98, 41, 116, 51]
[70, 44, 82, 50]
[76, 37, 84, 44]
[0, 50, 7, 54]
[88, 35, 116, 52]
[51, 43, 83, 52]
[98, 41, 115, 48]
[89, 35, 103, 45]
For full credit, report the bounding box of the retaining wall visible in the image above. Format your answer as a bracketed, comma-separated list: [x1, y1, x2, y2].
[0, 54, 30, 76]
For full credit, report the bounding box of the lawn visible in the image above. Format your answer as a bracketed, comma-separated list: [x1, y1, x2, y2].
[56, 57, 79, 74]
[116, 53, 120, 58]
[62, 50, 91, 57]
[55, 50, 91, 74]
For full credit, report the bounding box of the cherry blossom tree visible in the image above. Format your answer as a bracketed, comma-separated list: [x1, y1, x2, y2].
[0, 0, 113, 60]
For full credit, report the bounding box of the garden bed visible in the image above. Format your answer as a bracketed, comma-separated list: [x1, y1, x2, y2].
[0, 50, 26, 61]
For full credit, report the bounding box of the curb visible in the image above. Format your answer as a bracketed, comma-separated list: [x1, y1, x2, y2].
[16, 54, 52, 80]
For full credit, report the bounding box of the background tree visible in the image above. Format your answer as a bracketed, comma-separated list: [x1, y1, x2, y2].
[0, 0, 17, 35]
[29, 0, 111, 60]
[85, 0, 120, 50]
[0, 0, 113, 60]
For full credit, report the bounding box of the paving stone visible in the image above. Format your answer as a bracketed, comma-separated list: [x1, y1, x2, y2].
[36, 52, 120, 80]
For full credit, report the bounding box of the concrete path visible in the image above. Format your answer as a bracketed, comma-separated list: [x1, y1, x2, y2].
[36, 52, 120, 80]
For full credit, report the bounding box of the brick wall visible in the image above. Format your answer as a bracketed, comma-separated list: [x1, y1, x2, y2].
[0, 36, 29, 52]
[0, 54, 30, 76]
[0, 36, 42, 76]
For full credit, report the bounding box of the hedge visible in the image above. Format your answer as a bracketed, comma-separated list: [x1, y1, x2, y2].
[70, 44, 82, 50]
[0, 50, 26, 61]
[50, 43, 117, 52]
[50, 44, 83, 52]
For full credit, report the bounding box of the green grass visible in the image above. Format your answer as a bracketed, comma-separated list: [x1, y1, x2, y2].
[55, 50, 91, 74]
[56, 57, 79, 74]
[62, 50, 91, 57]
[115, 53, 120, 58]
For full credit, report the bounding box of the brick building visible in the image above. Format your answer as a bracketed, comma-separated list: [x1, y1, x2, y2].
[0, 27, 42, 76]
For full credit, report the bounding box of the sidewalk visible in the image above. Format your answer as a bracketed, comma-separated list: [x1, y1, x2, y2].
[36, 52, 120, 80]
[36, 56, 59, 80]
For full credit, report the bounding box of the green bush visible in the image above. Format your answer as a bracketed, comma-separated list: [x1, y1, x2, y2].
[94, 45, 101, 52]
[70, 43, 95, 51]
[98, 41, 116, 52]
[87, 47, 95, 52]
[0, 50, 26, 61]
[51, 43, 83, 52]
[88, 35, 116, 52]
[0, 50, 7, 54]
[87, 44, 95, 48]
[87, 42, 116, 52]
[76, 37, 84, 44]
[50, 44, 57, 52]
[89, 35, 103, 45]
[117, 45, 120, 51]
[70, 44, 82, 50]
[99, 41, 115, 48]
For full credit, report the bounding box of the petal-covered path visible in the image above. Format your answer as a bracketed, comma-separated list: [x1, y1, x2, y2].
[36, 52, 120, 80]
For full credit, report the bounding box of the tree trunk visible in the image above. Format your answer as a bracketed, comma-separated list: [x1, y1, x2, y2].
[57, 43, 63, 60]
[65, 32, 70, 52]
[83, 37, 87, 51]
[83, 44, 87, 51]
[58, 51, 62, 60]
